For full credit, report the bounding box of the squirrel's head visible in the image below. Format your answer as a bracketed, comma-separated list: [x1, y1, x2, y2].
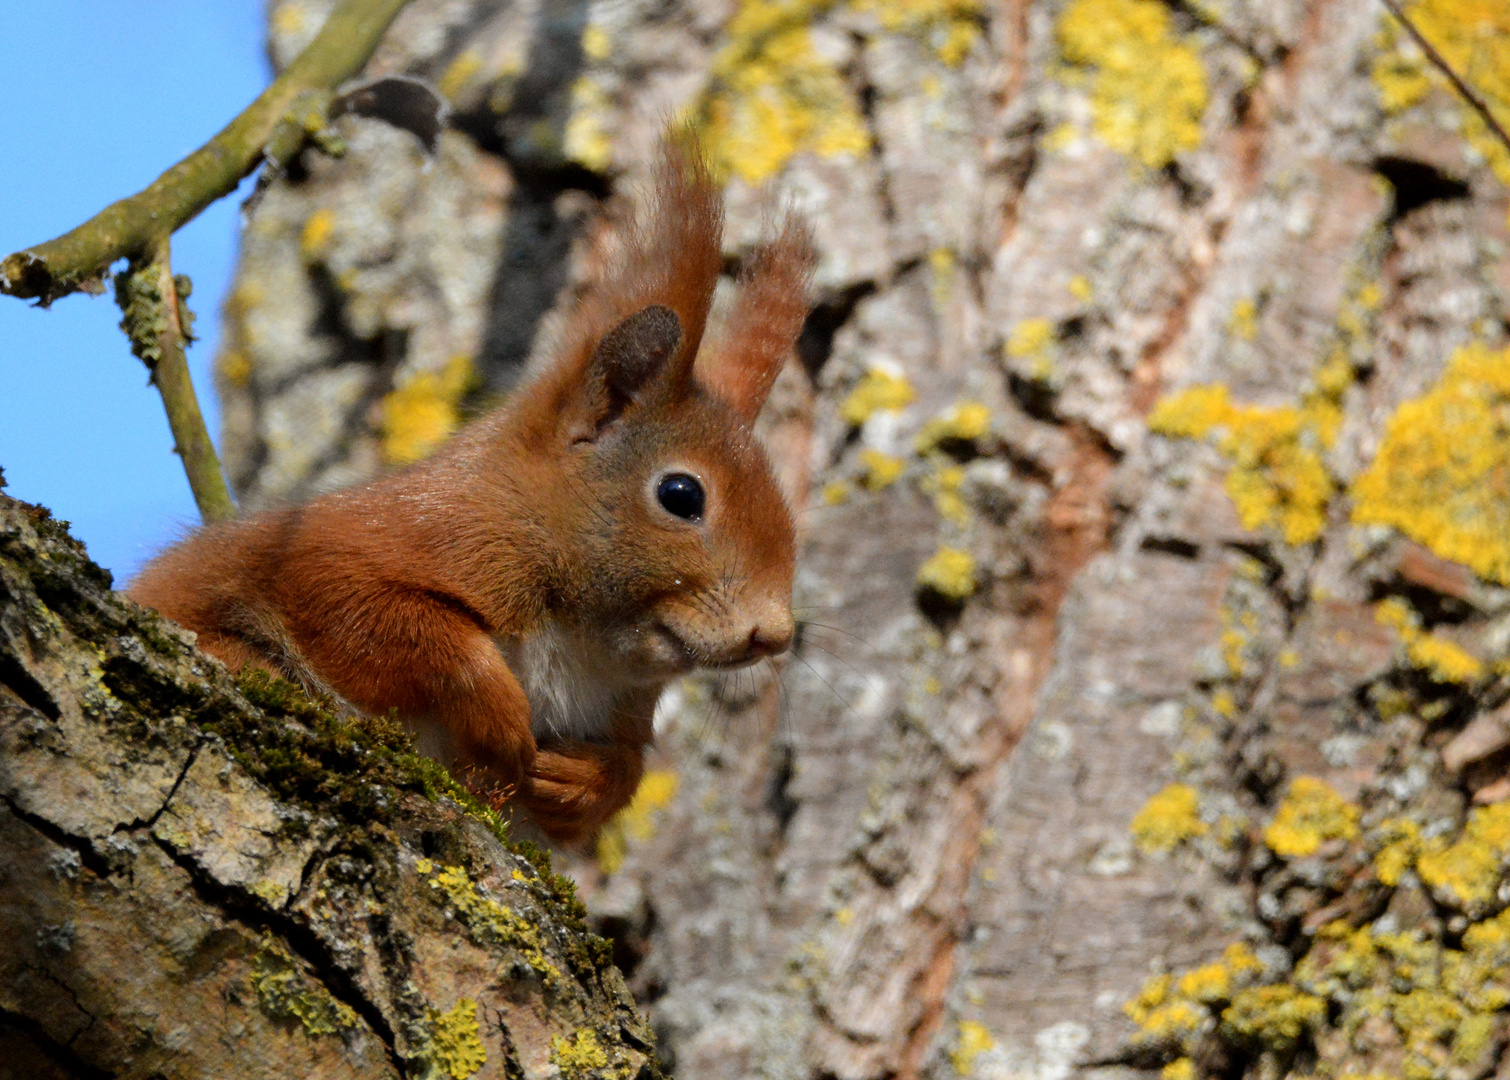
[510, 136, 813, 680]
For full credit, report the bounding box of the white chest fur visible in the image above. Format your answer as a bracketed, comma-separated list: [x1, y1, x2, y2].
[501, 624, 618, 742]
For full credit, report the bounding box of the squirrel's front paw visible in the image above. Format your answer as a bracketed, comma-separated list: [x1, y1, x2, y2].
[520, 741, 645, 843]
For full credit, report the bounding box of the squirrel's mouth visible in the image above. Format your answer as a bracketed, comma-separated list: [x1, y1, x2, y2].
[654, 622, 769, 673]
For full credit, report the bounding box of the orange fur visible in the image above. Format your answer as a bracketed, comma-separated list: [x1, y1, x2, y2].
[128, 136, 814, 844]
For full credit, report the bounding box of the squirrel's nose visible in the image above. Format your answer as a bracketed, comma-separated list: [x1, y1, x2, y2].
[747, 607, 795, 658]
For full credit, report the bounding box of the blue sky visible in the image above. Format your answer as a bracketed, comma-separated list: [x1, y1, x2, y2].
[1, 2, 268, 583]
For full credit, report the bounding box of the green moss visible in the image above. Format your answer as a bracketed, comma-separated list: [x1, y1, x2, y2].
[249, 936, 359, 1037]
[1055, 0, 1208, 169]
[223, 668, 513, 848]
[1352, 342, 1510, 585]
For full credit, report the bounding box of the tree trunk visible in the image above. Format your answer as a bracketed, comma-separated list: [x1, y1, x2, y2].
[0, 488, 660, 1078]
[206, 0, 1510, 1078]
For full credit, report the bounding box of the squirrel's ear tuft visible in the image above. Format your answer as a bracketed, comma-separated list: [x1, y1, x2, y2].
[573, 305, 683, 440]
[697, 215, 816, 424]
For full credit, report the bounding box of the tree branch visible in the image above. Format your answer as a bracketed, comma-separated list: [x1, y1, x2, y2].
[115, 239, 237, 523]
[1379, 0, 1510, 160]
[0, 0, 413, 305]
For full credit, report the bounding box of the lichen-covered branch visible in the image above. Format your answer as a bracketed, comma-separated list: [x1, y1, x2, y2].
[115, 238, 236, 522]
[0, 486, 660, 1078]
[0, 0, 412, 305]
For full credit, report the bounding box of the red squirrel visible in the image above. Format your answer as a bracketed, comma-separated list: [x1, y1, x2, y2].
[128, 138, 814, 842]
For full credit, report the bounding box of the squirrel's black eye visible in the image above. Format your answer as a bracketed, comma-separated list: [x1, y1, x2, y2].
[657, 473, 705, 521]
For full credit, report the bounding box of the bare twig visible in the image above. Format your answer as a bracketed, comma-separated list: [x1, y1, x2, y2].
[1, 0, 414, 525]
[1379, 0, 1510, 159]
[116, 240, 236, 523]
[0, 0, 413, 305]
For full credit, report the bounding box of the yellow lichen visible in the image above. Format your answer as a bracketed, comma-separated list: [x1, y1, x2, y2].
[219, 349, 252, 389]
[1372, 0, 1510, 187]
[1146, 903, 1510, 1076]
[1162, 1059, 1196, 1080]
[841, 366, 916, 426]
[1227, 297, 1258, 341]
[551, 1030, 610, 1076]
[563, 77, 613, 172]
[1056, 0, 1209, 169]
[249, 936, 359, 1037]
[1373, 817, 1422, 886]
[1131, 783, 1208, 853]
[916, 401, 992, 453]
[922, 463, 969, 525]
[421, 999, 487, 1080]
[951, 1020, 996, 1075]
[822, 480, 852, 505]
[698, 0, 869, 184]
[1263, 776, 1359, 858]
[1177, 962, 1231, 1003]
[1352, 342, 1510, 585]
[851, 0, 982, 65]
[860, 449, 906, 491]
[1068, 274, 1093, 302]
[1220, 985, 1325, 1048]
[1124, 974, 1208, 1041]
[1375, 597, 1485, 683]
[422, 863, 561, 983]
[1005, 317, 1055, 360]
[300, 208, 335, 260]
[917, 546, 977, 601]
[581, 24, 612, 61]
[438, 49, 483, 101]
[1416, 803, 1510, 908]
[1148, 383, 1336, 546]
[271, 2, 307, 37]
[596, 769, 679, 875]
[929, 247, 957, 309]
[380, 355, 475, 465]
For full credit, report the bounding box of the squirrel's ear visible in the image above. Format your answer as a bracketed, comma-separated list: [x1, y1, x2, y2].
[696, 218, 815, 424]
[571, 305, 683, 441]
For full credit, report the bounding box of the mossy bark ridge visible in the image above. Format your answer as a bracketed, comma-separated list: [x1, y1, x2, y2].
[0, 491, 659, 1079]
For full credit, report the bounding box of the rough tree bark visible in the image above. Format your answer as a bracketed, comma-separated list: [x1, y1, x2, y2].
[0, 486, 660, 1078]
[70, 0, 1510, 1078]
